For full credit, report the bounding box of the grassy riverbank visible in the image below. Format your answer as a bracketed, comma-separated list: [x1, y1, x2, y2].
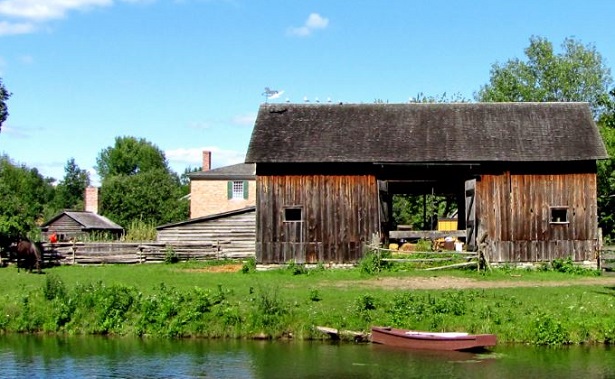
[1, 258, 614, 345]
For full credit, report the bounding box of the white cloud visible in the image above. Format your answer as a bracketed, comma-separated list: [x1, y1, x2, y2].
[0, 0, 155, 36]
[231, 112, 256, 126]
[288, 12, 329, 37]
[0, 0, 113, 21]
[0, 20, 36, 35]
[306, 13, 328, 29]
[165, 146, 246, 172]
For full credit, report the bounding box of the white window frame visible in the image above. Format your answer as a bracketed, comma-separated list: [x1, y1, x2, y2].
[232, 181, 244, 199]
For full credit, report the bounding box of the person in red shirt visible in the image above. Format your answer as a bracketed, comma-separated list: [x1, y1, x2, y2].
[49, 232, 58, 244]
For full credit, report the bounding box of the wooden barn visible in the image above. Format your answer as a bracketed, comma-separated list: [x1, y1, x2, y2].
[245, 102, 608, 265]
[41, 211, 124, 241]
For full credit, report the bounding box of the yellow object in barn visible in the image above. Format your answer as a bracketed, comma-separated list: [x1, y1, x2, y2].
[437, 218, 458, 231]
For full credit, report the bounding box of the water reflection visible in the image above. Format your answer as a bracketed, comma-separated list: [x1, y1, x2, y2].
[0, 335, 613, 378]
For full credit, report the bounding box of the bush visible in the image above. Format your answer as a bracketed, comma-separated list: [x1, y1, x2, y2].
[358, 249, 391, 275]
[43, 274, 67, 301]
[164, 247, 178, 264]
[285, 261, 308, 275]
[531, 312, 569, 345]
[241, 257, 257, 273]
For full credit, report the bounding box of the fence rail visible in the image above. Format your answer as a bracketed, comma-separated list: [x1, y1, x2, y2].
[376, 248, 480, 271]
[37, 241, 254, 265]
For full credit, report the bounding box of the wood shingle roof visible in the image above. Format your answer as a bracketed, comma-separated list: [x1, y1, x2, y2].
[42, 211, 123, 231]
[187, 163, 255, 180]
[245, 102, 608, 163]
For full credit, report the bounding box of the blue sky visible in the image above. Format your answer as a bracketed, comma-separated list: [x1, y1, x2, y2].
[1, 0, 615, 185]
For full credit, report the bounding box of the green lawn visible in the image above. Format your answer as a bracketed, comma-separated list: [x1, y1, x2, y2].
[1, 261, 614, 345]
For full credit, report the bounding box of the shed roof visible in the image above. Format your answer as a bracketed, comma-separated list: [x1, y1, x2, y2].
[188, 163, 255, 180]
[245, 102, 608, 163]
[42, 211, 123, 231]
[157, 206, 255, 230]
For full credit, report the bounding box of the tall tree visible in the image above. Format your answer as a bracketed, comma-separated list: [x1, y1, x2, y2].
[476, 36, 612, 117]
[0, 78, 10, 132]
[54, 158, 91, 211]
[597, 89, 615, 240]
[0, 156, 55, 243]
[100, 168, 188, 227]
[96, 137, 188, 227]
[95, 136, 170, 181]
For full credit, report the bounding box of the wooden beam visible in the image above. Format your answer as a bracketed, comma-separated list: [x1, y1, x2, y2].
[423, 261, 478, 271]
[389, 230, 466, 240]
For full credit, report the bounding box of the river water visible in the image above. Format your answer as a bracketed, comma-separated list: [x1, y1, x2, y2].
[1, 335, 614, 378]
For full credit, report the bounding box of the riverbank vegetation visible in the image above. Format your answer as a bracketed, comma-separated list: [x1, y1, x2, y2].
[1, 257, 614, 346]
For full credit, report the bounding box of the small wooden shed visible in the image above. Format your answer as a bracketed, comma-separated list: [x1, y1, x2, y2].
[156, 206, 256, 257]
[41, 211, 124, 241]
[245, 102, 608, 265]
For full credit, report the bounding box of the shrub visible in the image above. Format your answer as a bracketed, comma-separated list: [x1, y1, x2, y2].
[358, 249, 391, 275]
[285, 261, 308, 275]
[309, 288, 321, 302]
[531, 312, 569, 345]
[43, 274, 67, 301]
[164, 247, 179, 264]
[123, 220, 158, 241]
[241, 257, 257, 273]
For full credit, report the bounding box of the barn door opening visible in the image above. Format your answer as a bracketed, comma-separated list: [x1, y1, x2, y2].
[465, 179, 477, 251]
[283, 206, 305, 263]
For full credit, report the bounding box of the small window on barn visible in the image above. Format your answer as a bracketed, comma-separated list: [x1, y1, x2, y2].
[550, 207, 569, 224]
[284, 207, 303, 222]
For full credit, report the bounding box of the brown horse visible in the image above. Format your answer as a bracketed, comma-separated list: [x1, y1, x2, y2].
[11, 239, 43, 274]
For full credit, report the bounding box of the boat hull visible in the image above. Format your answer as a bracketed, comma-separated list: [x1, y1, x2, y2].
[370, 327, 497, 351]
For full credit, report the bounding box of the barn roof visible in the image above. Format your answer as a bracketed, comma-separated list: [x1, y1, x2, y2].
[42, 211, 123, 231]
[188, 163, 255, 180]
[245, 102, 608, 163]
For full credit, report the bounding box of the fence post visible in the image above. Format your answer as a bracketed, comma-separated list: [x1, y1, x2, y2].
[71, 242, 77, 265]
[137, 246, 145, 264]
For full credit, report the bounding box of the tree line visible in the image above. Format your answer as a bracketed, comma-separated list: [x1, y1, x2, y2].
[0, 135, 191, 243]
[2, 36, 615, 242]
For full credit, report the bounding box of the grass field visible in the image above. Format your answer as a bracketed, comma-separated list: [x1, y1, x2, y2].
[1, 259, 614, 345]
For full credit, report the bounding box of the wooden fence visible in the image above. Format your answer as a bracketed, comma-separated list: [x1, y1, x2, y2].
[39, 241, 255, 265]
[376, 247, 480, 271]
[600, 247, 615, 271]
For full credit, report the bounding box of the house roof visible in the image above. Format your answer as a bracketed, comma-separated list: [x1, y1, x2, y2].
[156, 206, 255, 229]
[42, 211, 124, 231]
[187, 163, 255, 180]
[245, 102, 608, 163]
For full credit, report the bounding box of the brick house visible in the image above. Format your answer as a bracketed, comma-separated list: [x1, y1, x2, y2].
[188, 151, 256, 218]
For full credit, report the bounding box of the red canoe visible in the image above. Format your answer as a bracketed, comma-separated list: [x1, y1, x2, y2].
[370, 326, 497, 351]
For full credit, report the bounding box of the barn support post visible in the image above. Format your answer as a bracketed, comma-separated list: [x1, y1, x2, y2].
[597, 227, 603, 270]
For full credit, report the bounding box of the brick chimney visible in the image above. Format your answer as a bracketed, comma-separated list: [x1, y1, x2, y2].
[84, 186, 99, 214]
[202, 150, 211, 171]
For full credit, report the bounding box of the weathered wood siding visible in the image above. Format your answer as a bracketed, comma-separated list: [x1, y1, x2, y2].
[256, 175, 380, 264]
[157, 210, 255, 256]
[476, 172, 598, 262]
[46, 215, 84, 239]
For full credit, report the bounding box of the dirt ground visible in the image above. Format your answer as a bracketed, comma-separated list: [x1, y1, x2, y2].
[355, 274, 615, 290]
[184, 264, 244, 273]
[182, 264, 615, 289]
